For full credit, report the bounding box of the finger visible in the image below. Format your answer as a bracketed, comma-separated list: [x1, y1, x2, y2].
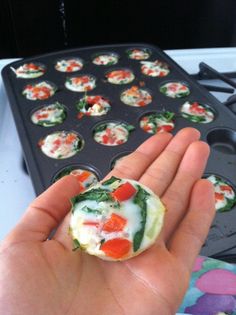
[168, 179, 215, 271]
[139, 128, 200, 196]
[103, 132, 172, 181]
[53, 213, 72, 250]
[5, 175, 81, 243]
[162, 141, 210, 242]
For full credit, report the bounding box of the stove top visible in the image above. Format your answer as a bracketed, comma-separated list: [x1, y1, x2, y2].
[1, 48, 236, 253]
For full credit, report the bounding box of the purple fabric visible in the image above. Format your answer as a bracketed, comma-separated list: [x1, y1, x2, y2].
[185, 293, 236, 315]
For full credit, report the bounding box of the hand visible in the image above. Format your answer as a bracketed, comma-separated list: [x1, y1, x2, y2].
[0, 128, 215, 315]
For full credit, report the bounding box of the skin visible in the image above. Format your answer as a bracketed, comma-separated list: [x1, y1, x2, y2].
[0, 128, 215, 315]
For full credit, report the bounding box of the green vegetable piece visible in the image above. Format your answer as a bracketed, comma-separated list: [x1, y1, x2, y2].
[163, 111, 175, 121]
[160, 86, 167, 94]
[123, 123, 135, 132]
[94, 123, 108, 133]
[182, 113, 206, 123]
[219, 196, 236, 212]
[76, 98, 87, 111]
[71, 188, 112, 213]
[133, 185, 150, 252]
[102, 176, 120, 186]
[72, 239, 81, 251]
[81, 206, 101, 215]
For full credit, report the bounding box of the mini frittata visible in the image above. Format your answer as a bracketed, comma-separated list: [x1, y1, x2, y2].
[180, 101, 215, 123]
[93, 122, 135, 146]
[22, 81, 56, 100]
[38, 131, 83, 159]
[55, 167, 98, 191]
[140, 112, 175, 134]
[76, 95, 111, 118]
[106, 69, 135, 85]
[12, 63, 46, 78]
[127, 48, 151, 60]
[65, 75, 96, 92]
[141, 60, 170, 77]
[206, 175, 236, 212]
[120, 86, 152, 107]
[69, 177, 166, 261]
[160, 82, 190, 98]
[31, 102, 66, 127]
[55, 58, 83, 72]
[92, 53, 119, 66]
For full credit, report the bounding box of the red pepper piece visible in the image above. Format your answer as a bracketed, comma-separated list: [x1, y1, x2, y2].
[142, 125, 152, 132]
[37, 113, 49, 119]
[100, 238, 131, 259]
[220, 185, 232, 192]
[158, 125, 173, 133]
[102, 213, 127, 232]
[215, 192, 224, 201]
[190, 102, 205, 114]
[138, 100, 146, 107]
[71, 170, 91, 182]
[83, 221, 99, 227]
[111, 182, 136, 202]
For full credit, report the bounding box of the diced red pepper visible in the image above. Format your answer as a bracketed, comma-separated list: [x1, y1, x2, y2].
[85, 85, 92, 91]
[190, 102, 205, 114]
[116, 139, 124, 145]
[159, 71, 166, 77]
[53, 139, 61, 146]
[158, 125, 173, 132]
[87, 96, 102, 104]
[37, 113, 49, 119]
[102, 213, 127, 232]
[102, 134, 109, 144]
[83, 221, 99, 228]
[38, 139, 45, 147]
[138, 100, 146, 106]
[77, 112, 84, 119]
[28, 63, 39, 70]
[220, 185, 232, 192]
[169, 84, 178, 92]
[147, 69, 154, 75]
[111, 182, 136, 202]
[65, 133, 77, 144]
[142, 124, 152, 132]
[71, 170, 91, 182]
[215, 192, 224, 201]
[100, 238, 131, 259]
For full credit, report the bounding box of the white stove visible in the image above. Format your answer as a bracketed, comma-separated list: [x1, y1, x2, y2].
[1, 48, 236, 241]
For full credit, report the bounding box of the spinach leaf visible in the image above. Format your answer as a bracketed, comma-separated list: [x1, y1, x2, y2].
[219, 196, 236, 212]
[72, 239, 81, 251]
[133, 185, 150, 252]
[76, 98, 87, 111]
[163, 111, 175, 121]
[71, 188, 112, 213]
[123, 123, 135, 132]
[81, 206, 101, 215]
[102, 176, 120, 186]
[94, 123, 108, 133]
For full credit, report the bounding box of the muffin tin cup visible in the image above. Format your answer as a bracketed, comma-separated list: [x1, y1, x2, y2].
[3, 43, 236, 259]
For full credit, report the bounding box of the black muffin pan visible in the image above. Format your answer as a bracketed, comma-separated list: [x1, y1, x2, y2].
[2, 43, 236, 259]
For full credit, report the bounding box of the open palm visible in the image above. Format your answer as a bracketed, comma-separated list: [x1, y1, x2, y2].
[0, 128, 215, 315]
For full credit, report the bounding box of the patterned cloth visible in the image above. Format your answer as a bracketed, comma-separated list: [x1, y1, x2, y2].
[178, 256, 236, 315]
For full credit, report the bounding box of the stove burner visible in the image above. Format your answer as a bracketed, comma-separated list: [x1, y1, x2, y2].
[224, 94, 236, 115]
